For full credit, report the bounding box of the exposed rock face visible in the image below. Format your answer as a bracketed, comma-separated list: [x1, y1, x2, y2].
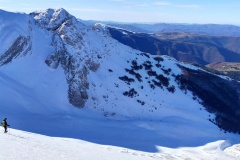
[0, 35, 31, 66]
[37, 9, 98, 108]
[32, 8, 74, 31]
[45, 34, 65, 69]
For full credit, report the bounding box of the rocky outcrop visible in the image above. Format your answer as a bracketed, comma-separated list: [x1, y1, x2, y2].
[0, 35, 31, 66]
[32, 8, 74, 31]
[40, 9, 98, 108]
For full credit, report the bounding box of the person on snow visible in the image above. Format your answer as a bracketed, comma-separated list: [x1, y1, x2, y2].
[1, 118, 10, 133]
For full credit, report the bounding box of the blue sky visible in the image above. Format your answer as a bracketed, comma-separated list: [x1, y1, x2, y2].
[0, 0, 240, 24]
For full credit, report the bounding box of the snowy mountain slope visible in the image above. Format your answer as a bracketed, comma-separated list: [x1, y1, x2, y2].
[0, 128, 240, 160]
[0, 10, 29, 51]
[0, 8, 240, 158]
[89, 24, 240, 133]
[0, 9, 31, 66]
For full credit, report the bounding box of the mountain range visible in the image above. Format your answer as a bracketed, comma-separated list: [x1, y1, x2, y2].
[103, 22, 240, 37]
[102, 25, 240, 66]
[0, 8, 240, 159]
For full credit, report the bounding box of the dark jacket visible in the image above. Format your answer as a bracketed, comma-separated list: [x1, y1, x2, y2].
[2, 119, 9, 127]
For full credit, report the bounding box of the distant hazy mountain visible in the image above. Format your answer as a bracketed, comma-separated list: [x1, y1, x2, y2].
[106, 23, 240, 37]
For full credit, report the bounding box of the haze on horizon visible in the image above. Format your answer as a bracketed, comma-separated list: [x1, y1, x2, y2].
[0, 0, 240, 25]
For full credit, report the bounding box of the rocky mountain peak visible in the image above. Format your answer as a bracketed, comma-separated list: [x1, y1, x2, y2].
[31, 8, 76, 30]
[93, 23, 107, 31]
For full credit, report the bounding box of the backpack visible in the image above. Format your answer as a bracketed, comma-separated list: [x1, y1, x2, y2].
[1, 121, 5, 127]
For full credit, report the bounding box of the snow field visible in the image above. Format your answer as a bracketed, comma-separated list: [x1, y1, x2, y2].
[0, 128, 239, 160]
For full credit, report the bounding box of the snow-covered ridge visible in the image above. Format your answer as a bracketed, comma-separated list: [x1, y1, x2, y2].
[93, 23, 138, 34]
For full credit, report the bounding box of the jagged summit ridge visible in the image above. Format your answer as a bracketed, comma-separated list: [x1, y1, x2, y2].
[31, 8, 84, 31]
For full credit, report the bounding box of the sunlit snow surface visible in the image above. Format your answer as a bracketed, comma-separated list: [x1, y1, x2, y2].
[0, 128, 239, 160]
